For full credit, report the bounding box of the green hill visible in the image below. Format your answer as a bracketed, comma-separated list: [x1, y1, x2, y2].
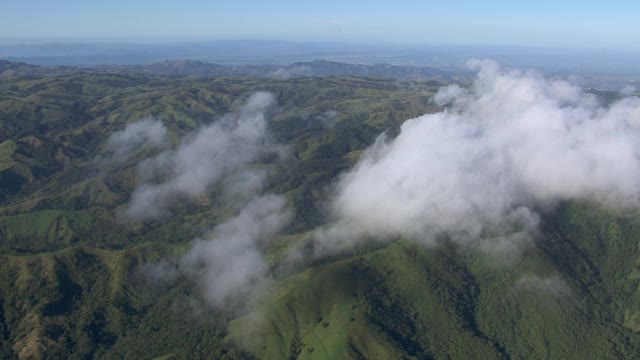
[1, 66, 640, 359]
[229, 203, 640, 359]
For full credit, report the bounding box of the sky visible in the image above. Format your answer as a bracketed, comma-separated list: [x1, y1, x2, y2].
[2, 1, 639, 50]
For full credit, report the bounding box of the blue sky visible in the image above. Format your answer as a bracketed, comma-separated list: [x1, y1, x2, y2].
[2, 0, 639, 49]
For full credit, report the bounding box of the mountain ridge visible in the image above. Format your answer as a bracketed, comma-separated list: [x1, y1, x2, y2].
[1, 68, 639, 359]
[0, 58, 451, 80]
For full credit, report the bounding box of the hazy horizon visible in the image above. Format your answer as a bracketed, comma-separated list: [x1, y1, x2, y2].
[3, 1, 640, 51]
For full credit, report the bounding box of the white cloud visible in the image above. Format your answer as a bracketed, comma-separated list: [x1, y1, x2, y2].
[316, 60, 640, 254]
[102, 118, 166, 164]
[135, 194, 290, 309]
[124, 92, 276, 220]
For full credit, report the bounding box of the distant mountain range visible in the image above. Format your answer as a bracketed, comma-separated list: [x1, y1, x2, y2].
[3, 39, 640, 90]
[0, 59, 75, 77]
[0, 40, 421, 66]
[0, 58, 453, 80]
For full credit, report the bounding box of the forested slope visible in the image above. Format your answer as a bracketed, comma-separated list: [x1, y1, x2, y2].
[1, 68, 639, 359]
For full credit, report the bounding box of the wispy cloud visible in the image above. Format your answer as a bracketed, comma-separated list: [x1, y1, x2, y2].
[267, 66, 312, 79]
[180, 194, 290, 308]
[101, 118, 167, 165]
[129, 92, 292, 309]
[124, 92, 276, 220]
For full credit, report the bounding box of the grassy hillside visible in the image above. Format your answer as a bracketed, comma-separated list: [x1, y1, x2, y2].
[0, 72, 438, 254]
[1, 68, 640, 359]
[0, 243, 250, 359]
[0, 70, 441, 358]
[229, 203, 640, 359]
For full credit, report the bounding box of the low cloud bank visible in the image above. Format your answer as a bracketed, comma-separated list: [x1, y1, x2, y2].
[132, 92, 291, 309]
[316, 60, 640, 253]
[180, 195, 290, 307]
[137, 195, 290, 309]
[125, 92, 276, 220]
[102, 118, 167, 164]
[268, 66, 312, 79]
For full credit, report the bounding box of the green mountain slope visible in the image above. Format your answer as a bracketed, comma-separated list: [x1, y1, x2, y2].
[230, 202, 640, 359]
[1, 66, 639, 359]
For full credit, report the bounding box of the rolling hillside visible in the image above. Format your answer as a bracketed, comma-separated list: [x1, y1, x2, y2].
[1, 64, 640, 359]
